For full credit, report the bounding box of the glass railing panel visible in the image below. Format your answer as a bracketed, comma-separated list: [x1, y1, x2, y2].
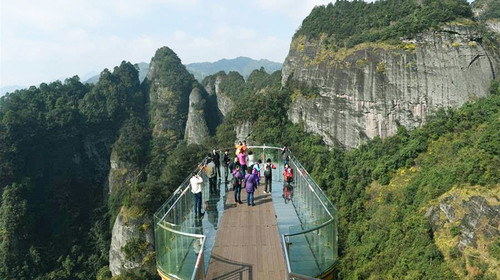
[155, 223, 204, 279]
[155, 145, 338, 279]
[287, 219, 337, 275]
[155, 153, 231, 279]
[277, 151, 337, 278]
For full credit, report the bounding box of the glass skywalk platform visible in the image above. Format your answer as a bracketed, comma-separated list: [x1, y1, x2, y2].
[154, 146, 338, 280]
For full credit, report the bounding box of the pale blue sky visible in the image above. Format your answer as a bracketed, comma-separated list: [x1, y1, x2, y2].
[1, 0, 474, 89]
[1, 0, 332, 88]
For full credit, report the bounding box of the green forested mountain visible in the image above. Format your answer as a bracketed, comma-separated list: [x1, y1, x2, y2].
[85, 62, 150, 85]
[295, 0, 473, 49]
[0, 62, 145, 279]
[186, 56, 282, 82]
[1, 0, 499, 279]
[214, 69, 500, 279]
[0, 50, 207, 279]
[201, 67, 282, 102]
[1, 52, 499, 280]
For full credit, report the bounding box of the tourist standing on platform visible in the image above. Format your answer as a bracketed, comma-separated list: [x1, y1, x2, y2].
[237, 150, 247, 177]
[232, 165, 243, 204]
[242, 140, 248, 154]
[222, 150, 230, 183]
[247, 150, 255, 168]
[252, 159, 261, 185]
[235, 141, 243, 155]
[229, 156, 238, 174]
[190, 172, 204, 217]
[281, 145, 290, 165]
[205, 158, 217, 194]
[263, 159, 276, 194]
[244, 167, 257, 206]
[283, 163, 293, 195]
[211, 149, 221, 180]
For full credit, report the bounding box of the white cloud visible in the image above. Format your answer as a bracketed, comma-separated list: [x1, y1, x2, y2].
[1, 0, 313, 86]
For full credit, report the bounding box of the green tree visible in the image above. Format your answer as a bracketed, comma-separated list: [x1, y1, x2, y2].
[0, 182, 32, 279]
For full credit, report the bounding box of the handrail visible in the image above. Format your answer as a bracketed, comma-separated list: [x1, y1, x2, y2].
[157, 222, 205, 238]
[159, 186, 191, 222]
[291, 155, 338, 212]
[281, 152, 338, 279]
[290, 155, 334, 219]
[285, 217, 336, 237]
[155, 145, 337, 280]
[154, 156, 209, 280]
[191, 236, 206, 280]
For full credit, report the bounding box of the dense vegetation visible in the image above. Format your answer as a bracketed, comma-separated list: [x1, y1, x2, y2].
[202, 67, 281, 104]
[295, 0, 472, 49]
[1, 1, 498, 278]
[0, 50, 208, 279]
[474, 0, 500, 21]
[0, 62, 144, 279]
[215, 66, 500, 278]
[1, 53, 499, 279]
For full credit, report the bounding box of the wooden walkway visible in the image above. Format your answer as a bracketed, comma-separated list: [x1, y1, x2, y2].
[205, 186, 287, 280]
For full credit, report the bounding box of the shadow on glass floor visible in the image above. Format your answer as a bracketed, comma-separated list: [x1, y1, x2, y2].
[208, 254, 253, 280]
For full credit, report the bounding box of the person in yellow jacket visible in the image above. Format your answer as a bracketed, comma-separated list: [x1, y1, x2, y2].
[235, 141, 243, 155]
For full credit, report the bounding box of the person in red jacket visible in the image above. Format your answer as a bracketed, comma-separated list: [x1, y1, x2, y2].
[283, 163, 293, 197]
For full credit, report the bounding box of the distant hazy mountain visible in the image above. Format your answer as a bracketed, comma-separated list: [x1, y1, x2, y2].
[0, 85, 24, 96]
[85, 62, 150, 84]
[186, 56, 282, 82]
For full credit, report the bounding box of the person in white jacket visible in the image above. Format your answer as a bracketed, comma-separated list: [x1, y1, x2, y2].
[247, 150, 255, 168]
[190, 172, 204, 217]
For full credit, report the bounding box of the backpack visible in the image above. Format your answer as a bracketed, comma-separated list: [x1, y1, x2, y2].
[231, 177, 240, 187]
[206, 164, 215, 177]
[285, 168, 293, 183]
[264, 164, 272, 178]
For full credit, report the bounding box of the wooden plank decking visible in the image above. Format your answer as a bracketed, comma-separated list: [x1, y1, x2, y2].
[205, 186, 287, 280]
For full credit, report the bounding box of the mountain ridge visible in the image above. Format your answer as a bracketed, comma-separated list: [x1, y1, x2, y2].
[186, 56, 282, 81]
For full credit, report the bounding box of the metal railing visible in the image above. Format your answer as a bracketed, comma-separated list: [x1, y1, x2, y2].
[154, 157, 209, 280]
[154, 145, 338, 280]
[281, 153, 338, 279]
[231, 145, 338, 279]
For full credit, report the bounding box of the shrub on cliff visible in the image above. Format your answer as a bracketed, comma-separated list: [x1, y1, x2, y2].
[295, 0, 473, 48]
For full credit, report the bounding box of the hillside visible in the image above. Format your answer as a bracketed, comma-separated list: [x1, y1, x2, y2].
[85, 62, 150, 84]
[1, 0, 500, 279]
[213, 65, 500, 278]
[295, 0, 473, 49]
[282, 0, 500, 149]
[0, 49, 212, 279]
[186, 56, 282, 82]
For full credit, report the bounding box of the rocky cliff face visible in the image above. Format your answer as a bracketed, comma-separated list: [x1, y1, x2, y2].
[109, 208, 155, 276]
[203, 74, 234, 118]
[185, 88, 210, 145]
[145, 47, 195, 140]
[214, 76, 234, 117]
[108, 149, 150, 276]
[109, 47, 196, 276]
[426, 186, 500, 279]
[282, 25, 500, 148]
[487, 20, 500, 33]
[235, 120, 253, 141]
[108, 150, 141, 194]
